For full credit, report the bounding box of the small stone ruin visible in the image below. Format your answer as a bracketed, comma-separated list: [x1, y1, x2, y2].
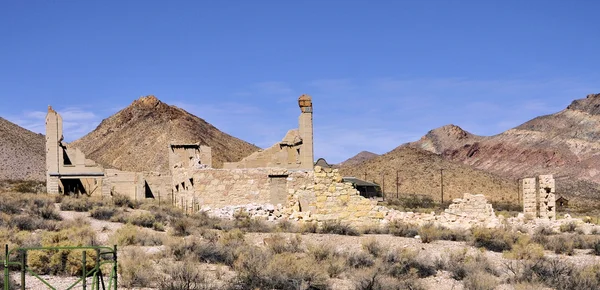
[445, 193, 495, 221]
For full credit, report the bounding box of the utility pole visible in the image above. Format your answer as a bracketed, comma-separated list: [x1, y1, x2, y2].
[440, 169, 444, 205]
[396, 170, 399, 199]
[381, 172, 385, 201]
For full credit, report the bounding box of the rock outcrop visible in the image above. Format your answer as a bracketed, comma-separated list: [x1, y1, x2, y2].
[0, 117, 45, 181]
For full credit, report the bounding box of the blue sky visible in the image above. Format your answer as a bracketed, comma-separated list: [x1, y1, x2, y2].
[1, 0, 599, 163]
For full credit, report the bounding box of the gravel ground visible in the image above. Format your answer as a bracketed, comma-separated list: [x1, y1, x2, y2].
[10, 208, 600, 290]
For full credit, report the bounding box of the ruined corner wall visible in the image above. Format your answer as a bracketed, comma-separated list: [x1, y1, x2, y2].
[538, 175, 556, 220]
[285, 166, 386, 225]
[521, 175, 555, 221]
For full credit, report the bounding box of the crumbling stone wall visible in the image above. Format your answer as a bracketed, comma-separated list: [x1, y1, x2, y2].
[444, 193, 496, 222]
[285, 166, 386, 225]
[171, 168, 313, 213]
[521, 175, 556, 220]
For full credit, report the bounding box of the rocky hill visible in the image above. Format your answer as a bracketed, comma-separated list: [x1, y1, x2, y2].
[70, 95, 260, 172]
[338, 146, 519, 204]
[407, 93, 600, 204]
[337, 151, 379, 167]
[0, 117, 45, 181]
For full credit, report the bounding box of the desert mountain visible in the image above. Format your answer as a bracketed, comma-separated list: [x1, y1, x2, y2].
[338, 146, 518, 204]
[407, 93, 600, 203]
[70, 95, 260, 172]
[0, 117, 45, 181]
[338, 151, 379, 167]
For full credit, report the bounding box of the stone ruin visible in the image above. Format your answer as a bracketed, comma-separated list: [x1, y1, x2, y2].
[445, 193, 495, 222]
[45, 93, 527, 229]
[522, 174, 556, 221]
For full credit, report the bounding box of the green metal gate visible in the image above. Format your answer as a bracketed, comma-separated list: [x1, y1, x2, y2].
[3, 245, 117, 290]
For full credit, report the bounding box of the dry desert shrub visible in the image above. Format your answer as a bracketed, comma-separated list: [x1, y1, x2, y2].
[383, 248, 436, 279]
[119, 247, 157, 288]
[463, 270, 498, 290]
[438, 249, 497, 281]
[353, 267, 424, 290]
[319, 220, 360, 236]
[275, 219, 298, 233]
[158, 260, 214, 290]
[265, 234, 303, 254]
[230, 248, 329, 290]
[59, 196, 106, 212]
[559, 221, 578, 233]
[109, 223, 164, 246]
[299, 221, 318, 234]
[387, 220, 419, 238]
[471, 226, 519, 252]
[128, 211, 156, 228]
[362, 238, 386, 258]
[27, 224, 97, 275]
[232, 209, 273, 233]
[504, 258, 600, 290]
[503, 236, 545, 261]
[346, 251, 375, 269]
[541, 234, 575, 255]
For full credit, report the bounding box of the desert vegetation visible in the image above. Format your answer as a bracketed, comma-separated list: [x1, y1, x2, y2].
[1, 191, 600, 289]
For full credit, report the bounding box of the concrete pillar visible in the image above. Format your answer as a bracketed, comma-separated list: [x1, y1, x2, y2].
[45, 106, 62, 194]
[298, 94, 314, 170]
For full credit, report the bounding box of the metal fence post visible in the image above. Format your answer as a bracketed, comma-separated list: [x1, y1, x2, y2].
[82, 250, 87, 290]
[20, 250, 26, 290]
[113, 245, 117, 290]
